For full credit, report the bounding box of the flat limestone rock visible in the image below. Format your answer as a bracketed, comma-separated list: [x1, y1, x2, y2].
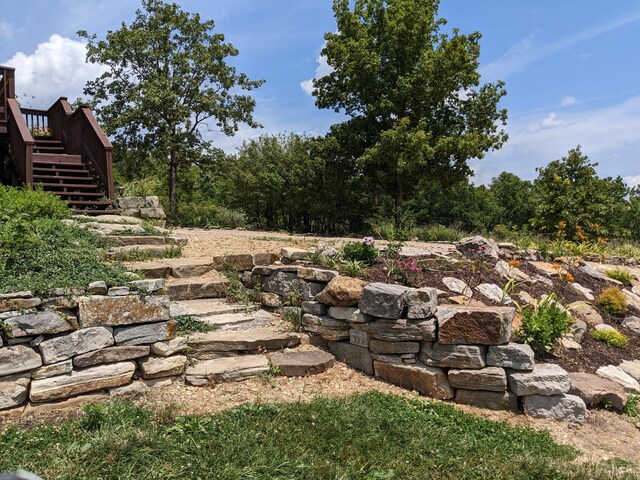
[0, 345, 43, 376]
[73, 345, 151, 368]
[138, 355, 187, 379]
[78, 295, 170, 327]
[113, 321, 176, 346]
[437, 305, 514, 345]
[150, 337, 188, 357]
[530, 262, 560, 276]
[508, 364, 570, 396]
[170, 299, 249, 317]
[186, 328, 300, 355]
[39, 327, 114, 364]
[164, 257, 216, 278]
[455, 389, 518, 411]
[366, 318, 436, 342]
[448, 367, 507, 392]
[476, 283, 512, 305]
[328, 341, 374, 375]
[0, 373, 30, 410]
[123, 261, 171, 279]
[302, 314, 349, 341]
[619, 360, 640, 381]
[4, 311, 76, 337]
[596, 365, 640, 393]
[0, 296, 41, 314]
[185, 355, 269, 386]
[370, 340, 420, 355]
[165, 276, 229, 301]
[297, 267, 339, 283]
[374, 361, 454, 400]
[30, 362, 136, 403]
[622, 316, 640, 335]
[269, 351, 335, 376]
[442, 277, 472, 298]
[523, 394, 587, 423]
[211, 254, 255, 272]
[32, 360, 73, 380]
[568, 372, 627, 411]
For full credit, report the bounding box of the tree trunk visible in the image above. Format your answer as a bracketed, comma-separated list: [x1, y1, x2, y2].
[394, 177, 404, 228]
[169, 150, 178, 219]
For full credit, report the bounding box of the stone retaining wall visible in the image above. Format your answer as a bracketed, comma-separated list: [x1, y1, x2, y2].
[0, 280, 187, 410]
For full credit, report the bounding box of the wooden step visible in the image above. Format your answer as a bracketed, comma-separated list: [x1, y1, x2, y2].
[70, 209, 121, 215]
[34, 146, 65, 153]
[51, 191, 104, 198]
[65, 200, 113, 206]
[33, 174, 92, 181]
[35, 183, 99, 189]
[32, 155, 83, 165]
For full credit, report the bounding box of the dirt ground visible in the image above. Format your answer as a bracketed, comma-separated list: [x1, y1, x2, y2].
[173, 227, 455, 258]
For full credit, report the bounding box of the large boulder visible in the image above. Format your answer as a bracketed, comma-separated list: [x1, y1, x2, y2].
[436, 305, 514, 345]
[374, 361, 454, 399]
[315, 276, 367, 307]
[39, 327, 114, 364]
[0, 345, 43, 376]
[78, 295, 170, 327]
[359, 283, 410, 319]
[568, 372, 627, 411]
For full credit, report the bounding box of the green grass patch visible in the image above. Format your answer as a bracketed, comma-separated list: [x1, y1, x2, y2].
[1, 392, 635, 479]
[605, 268, 634, 285]
[109, 245, 182, 262]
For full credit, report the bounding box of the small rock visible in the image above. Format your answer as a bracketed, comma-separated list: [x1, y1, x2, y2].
[374, 361, 454, 399]
[419, 343, 487, 369]
[523, 394, 587, 423]
[268, 351, 335, 376]
[622, 316, 640, 334]
[476, 283, 512, 305]
[442, 277, 473, 298]
[359, 283, 411, 319]
[315, 276, 367, 307]
[138, 355, 187, 379]
[87, 281, 108, 295]
[455, 389, 518, 411]
[448, 366, 507, 392]
[0, 345, 42, 376]
[349, 328, 370, 348]
[456, 236, 499, 259]
[108, 286, 131, 296]
[150, 337, 188, 357]
[0, 372, 30, 410]
[570, 283, 594, 301]
[301, 301, 328, 316]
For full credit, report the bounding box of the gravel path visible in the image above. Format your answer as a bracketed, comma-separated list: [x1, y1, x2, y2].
[173, 227, 456, 258]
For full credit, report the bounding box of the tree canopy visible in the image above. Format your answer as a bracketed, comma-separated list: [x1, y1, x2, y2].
[79, 0, 263, 216]
[313, 0, 508, 224]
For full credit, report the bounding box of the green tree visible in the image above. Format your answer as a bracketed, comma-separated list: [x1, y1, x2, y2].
[489, 172, 534, 228]
[532, 146, 629, 239]
[79, 0, 263, 217]
[313, 0, 508, 225]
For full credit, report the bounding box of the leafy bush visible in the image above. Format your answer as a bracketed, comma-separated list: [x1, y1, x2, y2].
[413, 224, 464, 242]
[342, 237, 378, 265]
[590, 328, 629, 348]
[596, 287, 627, 316]
[340, 259, 364, 277]
[0, 185, 69, 220]
[605, 268, 634, 285]
[170, 201, 246, 229]
[514, 295, 574, 353]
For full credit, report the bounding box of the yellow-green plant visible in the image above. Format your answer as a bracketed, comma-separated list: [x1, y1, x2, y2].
[590, 328, 628, 348]
[595, 287, 627, 316]
[605, 268, 633, 285]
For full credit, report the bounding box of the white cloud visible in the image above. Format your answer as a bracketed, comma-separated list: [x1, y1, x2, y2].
[625, 175, 640, 188]
[481, 10, 640, 81]
[300, 45, 332, 96]
[560, 96, 578, 107]
[475, 95, 640, 184]
[3, 34, 106, 107]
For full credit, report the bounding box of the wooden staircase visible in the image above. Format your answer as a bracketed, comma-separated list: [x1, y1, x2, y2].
[0, 65, 116, 214]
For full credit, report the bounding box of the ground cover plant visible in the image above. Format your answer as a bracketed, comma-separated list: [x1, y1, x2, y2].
[1, 392, 635, 479]
[0, 186, 133, 295]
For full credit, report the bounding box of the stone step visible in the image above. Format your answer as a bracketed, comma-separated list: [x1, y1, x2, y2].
[163, 258, 217, 278]
[268, 350, 335, 376]
[170, 299, 258, 317]
[124, 261, 172, 279]
[166, 275, 229, 301]
[107, 245, 178, 259]
[198, 311, 276, 331]
[104, 235, 168, 247]
[186, 328, 301, 359]
[186, 355, 270, 385]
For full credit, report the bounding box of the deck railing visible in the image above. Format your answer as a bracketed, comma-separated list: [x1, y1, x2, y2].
[7, 98, 34, 184]
[65, 106, 114, 199]
[0, 66, 15, 125]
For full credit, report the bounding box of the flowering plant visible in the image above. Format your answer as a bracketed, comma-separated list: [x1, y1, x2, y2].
[342, 237, 379, 265]
[394, 256, 422, 287]
[30, 127, 53, 137]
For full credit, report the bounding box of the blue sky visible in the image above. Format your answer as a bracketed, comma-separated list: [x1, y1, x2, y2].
[1, 0, 639, 186]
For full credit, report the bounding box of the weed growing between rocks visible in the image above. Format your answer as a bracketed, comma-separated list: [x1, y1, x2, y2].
[222, 269, 262, 308]
[174, 315, 212, 335]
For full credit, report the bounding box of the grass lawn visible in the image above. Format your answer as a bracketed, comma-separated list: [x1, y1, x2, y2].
[1, 392, 636, 479]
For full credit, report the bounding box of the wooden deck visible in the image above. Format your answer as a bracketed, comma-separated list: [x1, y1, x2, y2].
[0, 65, 115, 213]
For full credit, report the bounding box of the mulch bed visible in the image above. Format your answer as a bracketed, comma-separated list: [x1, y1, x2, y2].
[359, 253, 640, 374]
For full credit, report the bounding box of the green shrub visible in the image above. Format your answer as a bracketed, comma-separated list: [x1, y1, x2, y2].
[119, 176, 163, 197]
[605, 268, 634, 285]
[514, 295, 574, 353]
[413, 224, 464, 242]
[170, 202, 246, 229]
[0, 185, 69, 221]
[342, 238, 378, 265]
[590, 328, 629, 348]
[340, 259, 364, 277]
[596, 287, 627, 316]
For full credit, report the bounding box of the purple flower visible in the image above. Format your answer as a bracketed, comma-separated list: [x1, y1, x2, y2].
[363, 237, 374, 246]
